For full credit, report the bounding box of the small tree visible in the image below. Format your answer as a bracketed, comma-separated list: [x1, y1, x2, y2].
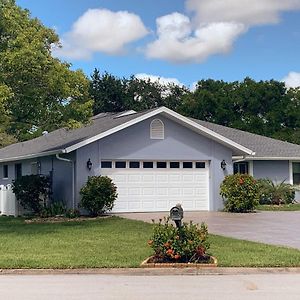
[80, 176, 117, 216]
[12, 175, 51, 214]
[257, 179, 295, 205]
[220, 174, 259, 212]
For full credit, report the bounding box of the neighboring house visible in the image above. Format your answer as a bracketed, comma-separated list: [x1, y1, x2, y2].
[0, 106, 300, 213]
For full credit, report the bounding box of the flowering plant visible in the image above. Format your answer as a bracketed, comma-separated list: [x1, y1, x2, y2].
[148, 218, 211, 263]
[220, 174, 259, 212]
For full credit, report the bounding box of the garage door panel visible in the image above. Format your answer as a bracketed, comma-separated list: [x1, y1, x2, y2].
[101, 161, 209, 212]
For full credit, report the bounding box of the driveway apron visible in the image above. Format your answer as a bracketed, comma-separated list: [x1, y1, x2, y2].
[116, 211, 300, 250]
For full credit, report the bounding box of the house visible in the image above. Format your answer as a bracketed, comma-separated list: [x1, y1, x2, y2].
[0, 106, 300, 213]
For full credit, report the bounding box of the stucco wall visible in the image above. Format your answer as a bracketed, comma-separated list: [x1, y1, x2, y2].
[0, 155, 74, 208]
[253, 160, 290, 183]
[75, 115, 233, 211]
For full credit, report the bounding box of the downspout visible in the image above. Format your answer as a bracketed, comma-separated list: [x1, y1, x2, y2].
[56, 154, 75, 209]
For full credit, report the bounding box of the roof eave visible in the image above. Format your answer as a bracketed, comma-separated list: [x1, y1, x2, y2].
[0, 149, 63, 163]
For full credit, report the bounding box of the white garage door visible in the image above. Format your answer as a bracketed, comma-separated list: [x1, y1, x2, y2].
[100, 160, 209, 212]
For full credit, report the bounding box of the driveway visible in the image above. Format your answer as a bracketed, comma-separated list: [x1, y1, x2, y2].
[116, 211, 300, 250]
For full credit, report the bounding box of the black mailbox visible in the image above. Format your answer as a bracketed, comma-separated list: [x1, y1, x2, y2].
[170, 204, 183, 228]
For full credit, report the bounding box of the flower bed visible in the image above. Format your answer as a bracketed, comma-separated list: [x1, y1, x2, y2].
[143, 217, 216, 267]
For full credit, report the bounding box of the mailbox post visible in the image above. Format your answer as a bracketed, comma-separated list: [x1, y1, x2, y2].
[170, 204, 183, 228]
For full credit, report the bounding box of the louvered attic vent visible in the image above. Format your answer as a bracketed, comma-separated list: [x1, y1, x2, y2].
[150, 119, 164, 139]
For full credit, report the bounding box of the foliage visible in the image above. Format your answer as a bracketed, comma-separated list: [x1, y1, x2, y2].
[12, 175, 51, 214]
[65, 208, 80, 218]
[220, 174, 259, 212]
[148, 218, 211, 263]
[0, 0, 93, 141]
[90, 69, 188, 114]
[80, 176, 118, 216]
[256, 179, 295, 205]
[39, 201, 66, 218]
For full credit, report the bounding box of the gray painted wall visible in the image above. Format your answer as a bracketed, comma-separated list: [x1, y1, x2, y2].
[76, 115, 233, 211]
[0, 154, 74, 208]
[253, 160, 290, 183]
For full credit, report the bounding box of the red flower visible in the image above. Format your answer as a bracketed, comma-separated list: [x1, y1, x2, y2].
[239, 178, 244, 185]
[164, 242, 171, 248]
[174, 254, 181, 260]
[166, 249, 174, 256]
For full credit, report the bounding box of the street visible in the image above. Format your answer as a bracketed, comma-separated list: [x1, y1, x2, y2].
[0, 273, 300, 300]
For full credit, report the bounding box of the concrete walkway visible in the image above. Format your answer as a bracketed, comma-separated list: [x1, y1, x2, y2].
[116, 211, 300, 250]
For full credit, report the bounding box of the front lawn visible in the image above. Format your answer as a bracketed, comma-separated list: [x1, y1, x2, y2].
[257, 203, 300, 211]
[0, 216, 299, 268]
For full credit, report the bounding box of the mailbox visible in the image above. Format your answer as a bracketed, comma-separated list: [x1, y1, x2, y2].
[170, 204, 183, 228]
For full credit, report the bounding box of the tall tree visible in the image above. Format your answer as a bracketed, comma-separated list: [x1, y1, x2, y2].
[0, 0, 93, 141]
[90, 69, 188, 114]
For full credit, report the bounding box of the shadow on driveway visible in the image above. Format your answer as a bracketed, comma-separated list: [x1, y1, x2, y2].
[116, 211, 300, 250]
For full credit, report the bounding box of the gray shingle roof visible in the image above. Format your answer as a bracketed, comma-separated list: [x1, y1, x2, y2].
[192, 118, 300, 158]
[1, 107, 300, 162]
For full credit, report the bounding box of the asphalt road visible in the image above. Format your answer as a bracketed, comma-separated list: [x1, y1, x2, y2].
[0, 274, 300, 300]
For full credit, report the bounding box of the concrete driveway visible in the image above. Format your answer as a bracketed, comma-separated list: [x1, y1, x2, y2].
[116, 211, 300, 250]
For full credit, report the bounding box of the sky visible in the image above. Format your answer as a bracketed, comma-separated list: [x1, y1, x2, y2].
[16, 0, 300, 89]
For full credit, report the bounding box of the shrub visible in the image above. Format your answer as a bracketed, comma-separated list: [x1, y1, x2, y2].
[220, 174, 259, 212]
[12, 175, 51, 214]
[148, 218, 211, 263]
[65, 208, 80, 219]
[40, 201, 66, 218]
[257, 179, 295, 205]
[80, 176, 117, 216]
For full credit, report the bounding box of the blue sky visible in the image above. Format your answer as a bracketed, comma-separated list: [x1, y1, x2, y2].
[16, 0, 300, 88]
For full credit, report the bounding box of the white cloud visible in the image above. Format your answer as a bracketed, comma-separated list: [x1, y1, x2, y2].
[54, 8, 148, 60]
[145, 1, 300, 63]
[135, 73, 184, 86]
[282, 72, 300, 88]
[145, 12, 245, 63]
[186, 0, 300, 27]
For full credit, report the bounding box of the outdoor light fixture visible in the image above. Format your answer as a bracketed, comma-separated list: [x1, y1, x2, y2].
[221, 159, 227, 170]
[86, 158, 93, 171]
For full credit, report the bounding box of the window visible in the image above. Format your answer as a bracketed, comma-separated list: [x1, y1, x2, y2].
[15, 163, 22, 179]
[233, 162, 249, 174]
[196, 162, 205, 168]
[115, 161, 126, 168]
[183, 162, 193, 168]
[3, 165, 8, 178]
[143, 161, 153, 168]
[157, 161, 167, 168]
[292, 162, 300, 185]
[129, 161, 140, 168]
[101, 161, 112, 168]
[170, 162, 180, 168]
[150, 119, 164, 139]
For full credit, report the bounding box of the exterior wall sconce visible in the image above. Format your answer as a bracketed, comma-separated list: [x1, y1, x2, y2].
[221, 159, 227, 170]
[86, 158, 93, 171]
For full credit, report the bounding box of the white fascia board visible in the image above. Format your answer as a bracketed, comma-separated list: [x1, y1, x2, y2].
[64, 106, 254, 155]
[0, 150, 63, 163]
[237, 156, 300, 161]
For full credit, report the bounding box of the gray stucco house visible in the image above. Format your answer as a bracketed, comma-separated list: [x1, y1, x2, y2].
[0, 106, 300, 212]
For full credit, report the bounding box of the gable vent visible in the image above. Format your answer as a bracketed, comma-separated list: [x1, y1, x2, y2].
[150, 119, 164, 139]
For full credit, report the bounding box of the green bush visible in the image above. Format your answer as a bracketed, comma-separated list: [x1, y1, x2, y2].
[220, 174, 259, 212]
[65, 208, 80, 218]
[257, 179, 295, 205]
[80, 176, 117, 216]
[12, 175, 51, 214]
[40, 201, 66, 218]
[148, 218, 211, 263]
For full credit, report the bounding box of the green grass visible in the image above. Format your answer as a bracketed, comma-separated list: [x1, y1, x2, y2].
[257, 203, 300, 211]
[0, 216, 299, 268]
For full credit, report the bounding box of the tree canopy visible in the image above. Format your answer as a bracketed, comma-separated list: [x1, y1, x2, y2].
[0, 0, 93, 141]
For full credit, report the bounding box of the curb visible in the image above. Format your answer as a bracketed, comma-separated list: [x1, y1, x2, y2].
[1, 267, 300, 276]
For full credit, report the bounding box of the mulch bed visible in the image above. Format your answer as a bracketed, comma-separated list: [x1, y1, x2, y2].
[24, 215, 112, 224]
